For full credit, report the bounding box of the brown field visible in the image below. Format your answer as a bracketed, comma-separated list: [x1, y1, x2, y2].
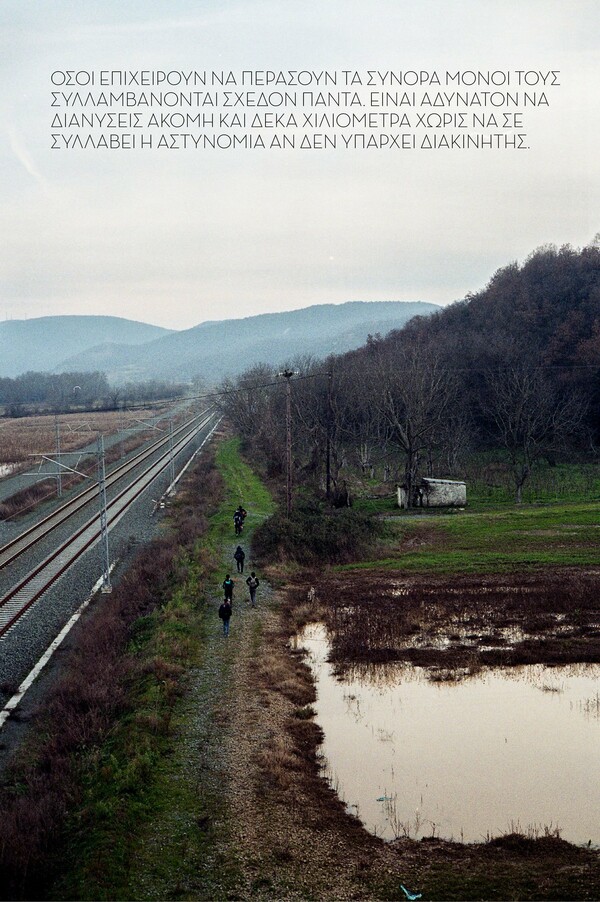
[309, 569, 600, 674]
[0, 406, 172, 467]
[0, 404, 188, 519]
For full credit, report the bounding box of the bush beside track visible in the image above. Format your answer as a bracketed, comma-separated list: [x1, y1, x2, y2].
[0, 450, 223, 901]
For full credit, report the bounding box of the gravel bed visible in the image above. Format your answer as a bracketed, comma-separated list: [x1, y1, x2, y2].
[0, 418, 218, 765]
[127, 539, 277, 901]
[0, 417, 212, 597]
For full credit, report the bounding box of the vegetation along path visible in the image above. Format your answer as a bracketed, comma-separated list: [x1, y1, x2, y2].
[116, 438, 416, 901]
[124, 437, 283, 900]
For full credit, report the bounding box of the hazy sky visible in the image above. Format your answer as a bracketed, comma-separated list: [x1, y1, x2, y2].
[1, 0, 598, 329]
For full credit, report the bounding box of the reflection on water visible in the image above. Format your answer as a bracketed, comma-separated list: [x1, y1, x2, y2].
[296, 623, 600, 845]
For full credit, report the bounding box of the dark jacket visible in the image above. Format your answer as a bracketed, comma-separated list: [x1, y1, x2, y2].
[234, 547, 245, 561]
[222, 578, 234, 599]
[218, 601, 232, 621]
[246, 575, 260, 589]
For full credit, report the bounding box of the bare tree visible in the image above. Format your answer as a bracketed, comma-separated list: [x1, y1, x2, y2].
[286, 358, 348, 498]
[337, 358, 390, 479]
[376, 340, 459, 507]
[217, 364, 286, 473]
[482, 362, 585, 502]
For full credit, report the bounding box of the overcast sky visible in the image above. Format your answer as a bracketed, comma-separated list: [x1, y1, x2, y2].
[1, 0, 598, 330]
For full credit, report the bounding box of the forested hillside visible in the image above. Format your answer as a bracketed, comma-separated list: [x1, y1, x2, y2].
[220, 243, 600, 504]
[400, 241, 600, 398]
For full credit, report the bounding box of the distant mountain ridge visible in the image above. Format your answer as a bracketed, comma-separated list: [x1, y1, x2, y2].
[0, 315, 172, 378]
[1, 302, 440, 383]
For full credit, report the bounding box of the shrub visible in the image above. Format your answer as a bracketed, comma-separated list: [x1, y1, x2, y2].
[0, 447, 223, 900]
[251, 500, 382, 565]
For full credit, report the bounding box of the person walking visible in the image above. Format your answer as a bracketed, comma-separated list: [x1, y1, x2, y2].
[233, 505, 247, 535]
[222, 574, 234, 602]
[233, 545, 245, 573]
[246, 571, 260, 608]
[218, 599, 232, 636]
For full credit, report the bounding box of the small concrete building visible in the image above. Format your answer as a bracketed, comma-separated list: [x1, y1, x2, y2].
[397, 477, 467, 509]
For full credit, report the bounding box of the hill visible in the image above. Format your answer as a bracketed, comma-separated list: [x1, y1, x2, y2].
[0, 316, 172, 378]
[340, 243, 600, 443]
[220, 243, 600, 508]
[396, 243, 600, 393]
[54, 301, 440, 383]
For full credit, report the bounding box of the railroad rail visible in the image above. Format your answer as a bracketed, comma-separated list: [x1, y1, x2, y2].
[0, 407, 213, 571]
[0, 409, 219, 639]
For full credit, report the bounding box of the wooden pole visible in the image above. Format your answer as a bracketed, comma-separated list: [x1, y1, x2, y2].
[285, 372, 293, 516]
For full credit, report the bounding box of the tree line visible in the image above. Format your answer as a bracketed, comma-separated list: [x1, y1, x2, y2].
[217, 243, 600, 505]
[0, 371, 189, 416]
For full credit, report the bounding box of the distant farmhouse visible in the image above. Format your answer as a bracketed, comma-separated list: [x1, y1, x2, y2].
[397, 477, 467, 509]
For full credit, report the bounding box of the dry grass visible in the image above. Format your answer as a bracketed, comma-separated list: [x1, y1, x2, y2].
[0, 405, 176, 466]
[260, 646, 315, 707]
[311, 569, 600, 672]
[0, 481, 64, 520]
[0, 450, 223, 900]
[141, 656, 186, 682]
[0, 408, 184, 520]
[259, 736, 301, 790]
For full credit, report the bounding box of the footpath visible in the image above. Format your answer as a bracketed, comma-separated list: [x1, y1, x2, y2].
[126, 534, 280, 899]
[123, 440, 404, 900]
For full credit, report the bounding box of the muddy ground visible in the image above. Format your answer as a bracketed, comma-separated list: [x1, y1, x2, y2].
[309, 568, 600, 675]
[252, 565, 600, 899]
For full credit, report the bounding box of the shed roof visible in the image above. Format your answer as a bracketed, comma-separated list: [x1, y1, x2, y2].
[421, 478, 466, 486]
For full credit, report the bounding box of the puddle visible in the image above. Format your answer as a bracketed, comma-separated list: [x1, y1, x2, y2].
[297, 623, 600, 846]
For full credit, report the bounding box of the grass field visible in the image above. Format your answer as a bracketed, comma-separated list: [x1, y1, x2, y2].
[210, 437, 276, 542]
[465, 459, 600, 506]
[354, 459, 600, 511]
[347, 499, 600, 574]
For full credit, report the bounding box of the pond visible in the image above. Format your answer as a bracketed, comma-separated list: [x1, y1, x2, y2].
[297, 623, 600, 846]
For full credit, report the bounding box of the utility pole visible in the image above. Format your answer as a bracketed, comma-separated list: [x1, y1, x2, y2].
[326, 371, 332, 502]
[278, 369, 295, 517]
[24, 435, 113, 592]
[119, 413, 126, 459]
[97, 434, 112, 593]
[54, 415, 62, 497]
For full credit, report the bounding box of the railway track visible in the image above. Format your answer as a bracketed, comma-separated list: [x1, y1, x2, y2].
[0, 407, 213, 571]
[0, 408, 219, 639]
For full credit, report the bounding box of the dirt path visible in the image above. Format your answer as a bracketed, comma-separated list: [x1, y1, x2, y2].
[126, 536, 600, 901]
[207, 562, 405, 901]
[125, 534, 409, 900]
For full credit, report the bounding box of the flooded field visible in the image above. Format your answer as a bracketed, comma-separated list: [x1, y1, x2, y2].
[298, 623, 600, 847]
